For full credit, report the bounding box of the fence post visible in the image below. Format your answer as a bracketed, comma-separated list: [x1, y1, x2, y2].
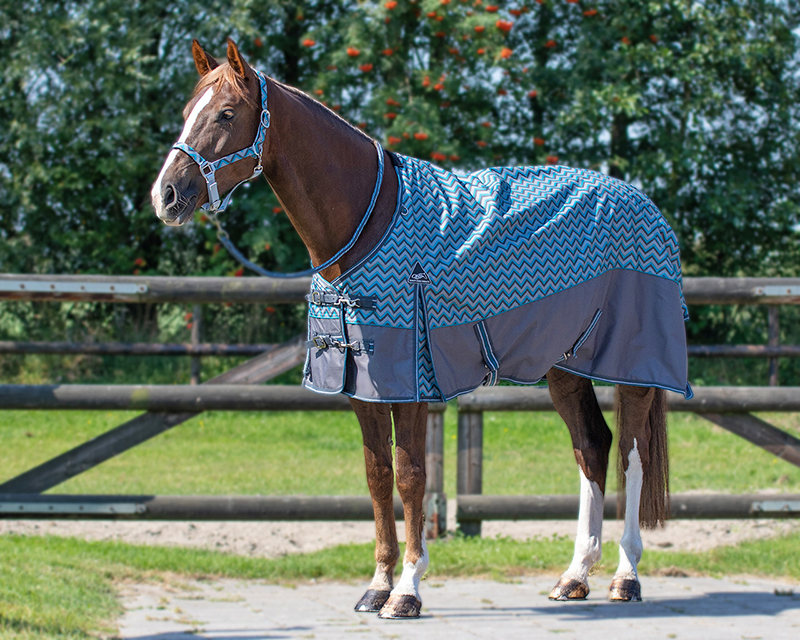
[769, 306, 780, 386]
[457, 410, 483, 536]
[190, 304, 202, 385]
[424, 410, 446, 539]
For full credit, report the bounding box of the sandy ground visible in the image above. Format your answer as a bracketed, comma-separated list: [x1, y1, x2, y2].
[3, 499, 800, 557]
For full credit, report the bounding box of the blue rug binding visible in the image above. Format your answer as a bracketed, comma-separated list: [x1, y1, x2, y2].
[303, 154, 692, 403]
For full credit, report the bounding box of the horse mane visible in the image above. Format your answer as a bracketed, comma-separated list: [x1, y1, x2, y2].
[272, 79, 376, 145]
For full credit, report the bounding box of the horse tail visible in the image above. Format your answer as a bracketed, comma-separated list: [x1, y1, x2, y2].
[617, 387, 669, 528]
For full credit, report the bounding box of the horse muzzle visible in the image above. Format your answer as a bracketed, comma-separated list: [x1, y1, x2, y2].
[154, 182, 199, 226]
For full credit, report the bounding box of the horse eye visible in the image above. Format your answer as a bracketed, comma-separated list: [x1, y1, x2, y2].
[219, 109, 235, 121]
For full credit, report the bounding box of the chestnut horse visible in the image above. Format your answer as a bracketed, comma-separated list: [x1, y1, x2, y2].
[152, 39, 673, 617]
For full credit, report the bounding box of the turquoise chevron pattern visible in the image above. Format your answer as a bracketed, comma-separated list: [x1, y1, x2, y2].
[307, 154, 687, 401]
[333, 156, 685, 331]
[308, 273, 342, 320]
[416, 289, 441, 401]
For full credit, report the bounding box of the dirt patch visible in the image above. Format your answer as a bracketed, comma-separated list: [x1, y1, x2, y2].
[2, 500, 799, 557]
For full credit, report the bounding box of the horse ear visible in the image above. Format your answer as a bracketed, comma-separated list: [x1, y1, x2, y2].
[226, 38, 252, 79]
[192, 39, 218, 77]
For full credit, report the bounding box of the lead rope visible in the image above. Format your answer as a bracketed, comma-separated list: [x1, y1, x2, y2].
[206, 138, 385, 279]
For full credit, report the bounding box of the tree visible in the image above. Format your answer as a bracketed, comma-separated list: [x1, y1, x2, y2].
[1, 1, 799, 370]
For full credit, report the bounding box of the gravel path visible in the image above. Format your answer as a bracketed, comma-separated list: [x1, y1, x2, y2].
[117, 574, 800, 639]
[5, 500, 799, 638]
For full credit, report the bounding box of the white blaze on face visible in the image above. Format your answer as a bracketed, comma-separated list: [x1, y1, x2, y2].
[152, 87, 215, 218]
[563, 467, 604, 584]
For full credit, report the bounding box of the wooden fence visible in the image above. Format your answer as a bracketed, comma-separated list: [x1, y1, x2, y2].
[455, 386, 800, 535]
[2, 275, 800, 538]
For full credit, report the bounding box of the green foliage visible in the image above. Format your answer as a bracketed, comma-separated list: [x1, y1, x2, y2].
[1, 1, 799, 373]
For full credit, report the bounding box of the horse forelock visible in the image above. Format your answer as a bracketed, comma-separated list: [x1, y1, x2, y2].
[191, 64, 255, 106]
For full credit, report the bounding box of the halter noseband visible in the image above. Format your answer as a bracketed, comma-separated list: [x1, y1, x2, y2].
[172, 69, 271, 212]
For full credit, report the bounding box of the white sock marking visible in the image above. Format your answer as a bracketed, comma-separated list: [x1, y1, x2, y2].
[391, 533, 428, 599]
[563, 467, 604, 584]
[616, 439, 644, 580]
[152, 87, 214, 216]
[367, 561, 394, 592]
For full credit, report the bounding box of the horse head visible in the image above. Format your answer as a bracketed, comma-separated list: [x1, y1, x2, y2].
[151, 39, 266, 226]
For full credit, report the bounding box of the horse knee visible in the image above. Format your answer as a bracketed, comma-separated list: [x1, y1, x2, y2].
[395, 460, 425, 499]
[366, 461, 394, 498]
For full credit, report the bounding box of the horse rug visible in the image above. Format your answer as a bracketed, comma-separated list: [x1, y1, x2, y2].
[303, 153, 692, 403]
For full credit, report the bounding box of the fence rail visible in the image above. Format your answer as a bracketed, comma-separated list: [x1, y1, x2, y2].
[457, 386, 800, 413]
[5, 341, 800, 358]
[0, 341, 280, 357]
[0, 384, 449, 413]
[456, 494, 800, 521]
[0, 274, 310, 304]
[0, 494, 405, 521]
[455, 385, 800, 535]
[2, 274, 800, 305]
[3, 274, 800, 536]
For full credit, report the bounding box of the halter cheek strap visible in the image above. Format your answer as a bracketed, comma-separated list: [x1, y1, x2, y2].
[172, 70, 271, 212]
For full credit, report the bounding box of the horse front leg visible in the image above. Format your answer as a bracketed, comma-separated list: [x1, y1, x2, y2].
[378, 402, 429, 619]
[546, 368, 613, 601]
[610, 385, 666, 602]
[350, 399, 399, 613]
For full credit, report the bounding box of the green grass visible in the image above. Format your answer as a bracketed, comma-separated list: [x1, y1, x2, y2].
[2, 531, 800, 639]
[1, 400, 799, 637]
[2, 407, 799, 497]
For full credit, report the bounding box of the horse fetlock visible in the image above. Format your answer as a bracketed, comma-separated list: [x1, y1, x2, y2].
[377, 548, 427, 618]
[392, 537, 429, 598]
[369, 562, 394, 592]
[563, 535, 601, 585]
[355, 562, 396, 613]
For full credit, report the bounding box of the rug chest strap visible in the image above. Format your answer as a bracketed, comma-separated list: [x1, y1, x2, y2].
[306, 334, 374, 354]
[306, 291, 377, 309]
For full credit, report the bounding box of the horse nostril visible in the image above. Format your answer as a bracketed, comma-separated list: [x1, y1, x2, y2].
[164, 185, 178, 209]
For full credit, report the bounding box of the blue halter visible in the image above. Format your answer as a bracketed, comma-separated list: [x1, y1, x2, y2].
[172, 67, 386, 279]
[172, 69, 271, 212]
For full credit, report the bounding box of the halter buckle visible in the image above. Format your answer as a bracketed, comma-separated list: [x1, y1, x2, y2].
[261, 110, 271, 128]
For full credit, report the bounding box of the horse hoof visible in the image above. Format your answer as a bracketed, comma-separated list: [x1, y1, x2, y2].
[608, 577, 641, 602]
[549, 577, 589, 601]
[354, 589, 391, 612]
[377, 594, 422, 619]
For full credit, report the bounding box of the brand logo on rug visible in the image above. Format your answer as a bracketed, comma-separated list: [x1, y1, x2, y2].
[408, 262, 432, 285]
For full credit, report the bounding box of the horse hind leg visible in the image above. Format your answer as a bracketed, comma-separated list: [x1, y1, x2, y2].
[546, 368, 613, 601]
[378, 402, 429, 619]
[610, 385, 668, 602]
[350, 399, 399, 613]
